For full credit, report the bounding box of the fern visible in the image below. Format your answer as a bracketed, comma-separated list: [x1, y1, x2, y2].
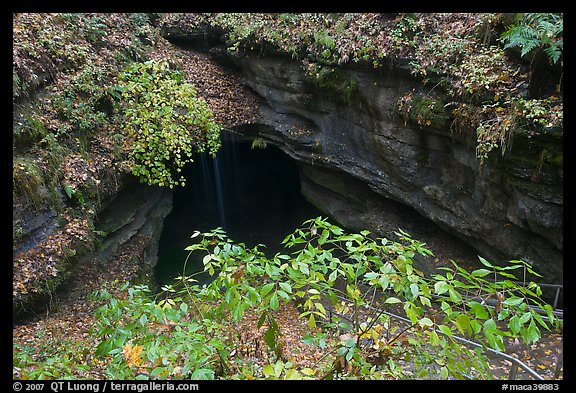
[544, 44, 562, 65]
[499, 13, 563, 64]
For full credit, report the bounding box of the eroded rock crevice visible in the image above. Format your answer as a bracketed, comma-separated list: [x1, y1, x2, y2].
[89, 180, 173, 271]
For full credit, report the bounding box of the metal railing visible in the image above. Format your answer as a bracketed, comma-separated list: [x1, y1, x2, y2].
[328, 292, 562, 380]
[512, 282, 563, 318]
[430, 283, 563, 319]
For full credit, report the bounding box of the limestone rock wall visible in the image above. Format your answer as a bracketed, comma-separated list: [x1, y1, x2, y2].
[228, 53, 563, 282]
[88, 181, 173, 272]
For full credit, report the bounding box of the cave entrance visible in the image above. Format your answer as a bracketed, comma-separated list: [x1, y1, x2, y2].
[154, 133, 322, 286]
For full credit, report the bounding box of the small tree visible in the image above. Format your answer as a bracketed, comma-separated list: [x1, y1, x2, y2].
[184, 217, 560, 379]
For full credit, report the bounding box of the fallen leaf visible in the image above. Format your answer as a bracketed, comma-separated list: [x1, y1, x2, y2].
[122, 342, 143, 368]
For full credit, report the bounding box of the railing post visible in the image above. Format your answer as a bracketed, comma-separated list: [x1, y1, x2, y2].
[553, 347, 563, 379]
[509, 363, 519, 380]
[553, 287, 561, 311]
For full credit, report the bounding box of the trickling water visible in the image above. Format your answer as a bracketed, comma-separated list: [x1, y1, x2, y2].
[212, 154, 227, 229]
[154, 133, 322, 286]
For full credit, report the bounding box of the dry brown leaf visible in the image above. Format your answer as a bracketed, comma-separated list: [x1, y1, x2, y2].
[122, 342, 143, 368]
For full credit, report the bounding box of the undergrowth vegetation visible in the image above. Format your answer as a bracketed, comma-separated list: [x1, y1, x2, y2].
[14, 218, 560, 380]
[12, 13, 160, 307]
[12, 13, 226, 305]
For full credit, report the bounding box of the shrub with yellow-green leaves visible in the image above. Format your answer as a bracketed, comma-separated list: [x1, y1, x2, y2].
[117, 59, 222, 188]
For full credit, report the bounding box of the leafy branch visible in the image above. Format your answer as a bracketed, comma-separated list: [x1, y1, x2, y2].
[116, 59, 222, 188]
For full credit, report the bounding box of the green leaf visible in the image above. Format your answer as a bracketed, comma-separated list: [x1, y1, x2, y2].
[440, 366, 449, 379]
[384, 297, 401, 304]
[150, 367, 167, 377]
[232, 303, 245, 321]
[448, 288, 462, 303]
[258, 311, 267, 329]
[478, 256, 494, 268]
[302, 368, 316, 376]
[279, 282, 292, 293]
[263, 364, 275, 378]
[525, 264, 543, 277]
[63, 183, 74, 199]
[471, 268, 491, 277]
[328, 270, 338, 282]
[264, 326, 278, 350]
[504, 296, 524, 306]
[202, 254, 212, 266]
[470, 319, 483, 334]
[345, 347, 355, 362]
[519, 312, 532, 324]
[485, 330, 505, 352]
[308, 313, 316, 329]
[441, 301, 453, 316]
[438, 324, 453, 337]
[405, 305, 419, 324]
[269, 292, 279, 310]
[508, 315, 521, 334]
[274, 361, 284, 378]
[419, 317, 434, 328]
[261, 283, 275, 298]
[315, 302, 327, 316]
[497, 271, 519, 279]
[410, 283, 419, 298]
[532, 311, 551, 331]
[435, 281, 451, 295]
[190, 368, 214, 380]
[456, 314, 472, 335]
[285, 368, 302, 380]
[469, 301, 489, 319]
[483, 318, 497, 333]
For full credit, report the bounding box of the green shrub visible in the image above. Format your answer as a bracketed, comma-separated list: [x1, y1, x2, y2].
[14, 218, 559, 379]
[90, 283, 226, 380]
[51, 65, 109, 135]
[116, 59, 222, 188]
[89, 217, 558, 379]
[13, 330, 92, 380]
[305, 63, 358, 101]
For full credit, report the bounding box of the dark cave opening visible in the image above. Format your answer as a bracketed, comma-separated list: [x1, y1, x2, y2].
[154, 133, 322, 286]
[153, 133, 563, 309]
